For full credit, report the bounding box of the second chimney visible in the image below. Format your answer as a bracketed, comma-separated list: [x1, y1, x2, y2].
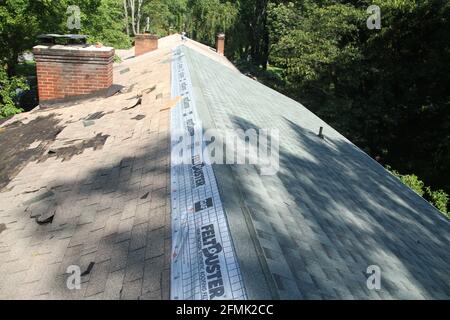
[216, 33, 225, 56]
[135, 34, 159, 56]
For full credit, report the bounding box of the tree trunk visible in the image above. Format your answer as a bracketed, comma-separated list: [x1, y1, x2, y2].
[137, 0, 143, 35]
[6, 51, 19, 77]
[248, 0, 269, 69]
[129, 0, 137, 36]
[123, 0, 129, 36]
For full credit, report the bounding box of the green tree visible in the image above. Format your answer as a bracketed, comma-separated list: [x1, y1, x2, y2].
[185, 0, 238, 45]
[233, 0, 271, 68]
[388, 166, 449, 217]
[82, 0, 132, 48]
[0, 0, 41, 76]
[140, 0, 187, 36]
[265, 0, 450, 196]
[0, 67, 28, 118]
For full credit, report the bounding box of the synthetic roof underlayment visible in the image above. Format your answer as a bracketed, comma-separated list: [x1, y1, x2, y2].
[170, 44, 449, 300]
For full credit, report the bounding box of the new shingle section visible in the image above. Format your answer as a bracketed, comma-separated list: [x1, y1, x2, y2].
[181, 45, 450, 300]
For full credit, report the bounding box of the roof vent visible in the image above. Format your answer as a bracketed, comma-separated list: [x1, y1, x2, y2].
[318, 127, 325, 139]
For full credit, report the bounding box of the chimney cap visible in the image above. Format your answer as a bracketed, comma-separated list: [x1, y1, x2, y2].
[37, 34, 88, 45]
[217, 33, 225, 39]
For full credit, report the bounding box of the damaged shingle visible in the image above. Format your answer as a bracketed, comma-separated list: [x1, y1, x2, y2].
[0, 114, 64, 191]
[81, 262, 95, 276]
[36, 209, 56, 225]
[123, 97, 142, 110]
[83, 120, 96, 127]
[132, 115, 146, 121]
[42, 133, 110, 162]
[120, 67, 130, 74]
[85, 112, 107, 121]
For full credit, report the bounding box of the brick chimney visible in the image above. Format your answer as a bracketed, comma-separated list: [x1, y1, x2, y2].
[216, 33, 225, 56]
[135, 34, 159, 56]
[33, 44, 114, 107]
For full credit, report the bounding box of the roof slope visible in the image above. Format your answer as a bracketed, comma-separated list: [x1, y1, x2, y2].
[181, 45, 450, 299]
[0, 38, 178, 300]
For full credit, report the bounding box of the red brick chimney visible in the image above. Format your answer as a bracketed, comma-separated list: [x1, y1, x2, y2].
[216, 33, 225, 56]
[135, 34, 159, 56]
[33, 44, 114, 107]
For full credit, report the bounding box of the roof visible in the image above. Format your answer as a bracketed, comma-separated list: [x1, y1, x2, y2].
[0, 34, 449, 300]
[179, 45, 450, 299]
[0, 35, 183, 299]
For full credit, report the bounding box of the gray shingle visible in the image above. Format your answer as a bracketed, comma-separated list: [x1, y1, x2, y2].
[182, 45, 450, 300]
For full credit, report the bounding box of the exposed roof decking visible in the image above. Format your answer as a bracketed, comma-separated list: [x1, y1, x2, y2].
[181, 46, 450, 299]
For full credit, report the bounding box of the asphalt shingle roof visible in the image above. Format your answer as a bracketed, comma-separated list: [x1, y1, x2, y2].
[0, 34, 448, 300]
[0, 36, 181, 299]
[181, 45, 450, 299]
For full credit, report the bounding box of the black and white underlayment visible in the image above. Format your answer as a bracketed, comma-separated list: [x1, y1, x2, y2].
[170, 46, 247, 300]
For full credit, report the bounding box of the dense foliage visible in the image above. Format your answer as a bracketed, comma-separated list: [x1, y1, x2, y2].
[0, 67, 28, 118]
[261, 1, 450, 202]
[388, 166, 449, 217]
[230, 0, 450, 214]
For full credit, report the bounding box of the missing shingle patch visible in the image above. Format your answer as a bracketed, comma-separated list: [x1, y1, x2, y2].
[42, 133, 110, 162]
[120, 83, 137, 95]
[36, 209, 56, 225]
[85, 111, 111, 121]
[123, 97, 142, 110]
[0, 114, 64, 191]
[81, 262, 95, 276]
[120, 67, 130, 74]
[83, 120, 95, 127]
[143, 85, 157, 95]
[132, 115, 146, 121]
